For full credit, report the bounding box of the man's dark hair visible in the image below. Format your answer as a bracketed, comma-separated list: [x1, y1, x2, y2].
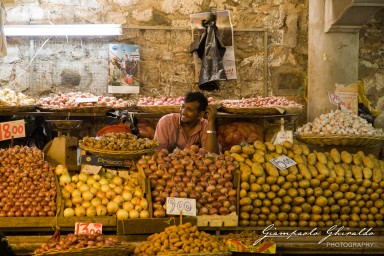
[184, 92, 208, 113]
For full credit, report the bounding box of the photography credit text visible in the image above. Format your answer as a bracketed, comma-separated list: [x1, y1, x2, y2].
[253, 224, 375, 246]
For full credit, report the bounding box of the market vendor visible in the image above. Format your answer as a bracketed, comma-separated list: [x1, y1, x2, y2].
[154, 91, 220, 154]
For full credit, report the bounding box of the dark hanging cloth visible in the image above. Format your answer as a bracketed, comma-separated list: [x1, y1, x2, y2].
[190, 12, 227, 91]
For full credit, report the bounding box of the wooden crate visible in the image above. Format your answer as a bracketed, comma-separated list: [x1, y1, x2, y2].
[197, 212, 239, 227]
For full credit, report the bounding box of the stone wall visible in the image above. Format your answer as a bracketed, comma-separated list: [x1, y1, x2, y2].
[0, 0, 383, 110]
[0, 0, 308, 102]
[359, 8, 384, 111]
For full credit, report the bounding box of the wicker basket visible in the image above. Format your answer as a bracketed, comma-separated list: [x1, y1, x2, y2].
[296, 134, 384, 147]
[220, 106, 283, 115]
[0, 105, 36, 112]
[37, 106, 125, 113]
[280, 105, 303, 114]
[135, 105, 181, 114]
[79, 143, 156, 159]
[33, 245, 134, 256]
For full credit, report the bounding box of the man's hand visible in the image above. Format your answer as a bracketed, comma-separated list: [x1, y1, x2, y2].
[205, 105, 217, 122]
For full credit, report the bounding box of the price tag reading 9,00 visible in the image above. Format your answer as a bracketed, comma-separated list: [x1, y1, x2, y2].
[75, 223, 102, 235]
[166, 197, 196, 216]
[0, 120, 26, 141]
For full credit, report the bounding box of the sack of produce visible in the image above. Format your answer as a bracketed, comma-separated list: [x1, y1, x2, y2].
[217, 121, 263, 151]
[137, 119, 156, 139]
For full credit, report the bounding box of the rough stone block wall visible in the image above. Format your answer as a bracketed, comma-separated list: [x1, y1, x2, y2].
[0, 0, 308, 102]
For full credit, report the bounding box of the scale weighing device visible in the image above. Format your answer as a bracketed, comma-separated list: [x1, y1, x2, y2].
[43, 120, 83, 170]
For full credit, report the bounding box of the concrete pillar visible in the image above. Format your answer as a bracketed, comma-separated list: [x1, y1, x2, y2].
[307, 0, 359, 121]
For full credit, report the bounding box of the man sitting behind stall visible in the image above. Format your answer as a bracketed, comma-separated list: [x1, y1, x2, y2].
[154, 92, 220, 154]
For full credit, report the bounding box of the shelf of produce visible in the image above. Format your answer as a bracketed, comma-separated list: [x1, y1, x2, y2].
[0, 111, 109, 117]
[0, 216, 117, 232]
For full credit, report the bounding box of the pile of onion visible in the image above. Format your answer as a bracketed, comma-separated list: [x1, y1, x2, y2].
[0, 145, 57, 217]
[137, 145, 237, 217]
[33, 233, 120, 254]
[60, 170, 149, 220]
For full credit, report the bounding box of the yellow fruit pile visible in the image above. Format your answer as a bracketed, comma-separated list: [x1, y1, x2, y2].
[228, 141, 384, 228]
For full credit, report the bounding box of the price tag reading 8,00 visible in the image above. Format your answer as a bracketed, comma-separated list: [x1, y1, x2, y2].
[166, 197, 196, 216]
[270, 155, 297, 170]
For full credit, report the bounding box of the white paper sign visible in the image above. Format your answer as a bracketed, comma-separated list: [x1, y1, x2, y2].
[273, 130, 293, 145]
[75, 97, 98, 103]
[166, 197, 196, 216]
[270, 155, 297, 170]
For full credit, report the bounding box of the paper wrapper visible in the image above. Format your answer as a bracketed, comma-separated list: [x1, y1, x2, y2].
[224, 239, 276, 254]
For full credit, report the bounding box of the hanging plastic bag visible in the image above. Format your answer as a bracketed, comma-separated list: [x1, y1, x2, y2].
[190, 12, 227, 91]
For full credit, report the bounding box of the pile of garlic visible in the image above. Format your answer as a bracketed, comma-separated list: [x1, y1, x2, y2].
[296, 110, 383, 136]
[0, 88, 36, 106]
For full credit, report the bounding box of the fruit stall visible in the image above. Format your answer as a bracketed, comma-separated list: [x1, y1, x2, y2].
[0, 89, 382, 256]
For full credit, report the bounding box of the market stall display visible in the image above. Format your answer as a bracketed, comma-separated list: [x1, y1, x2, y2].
[220, 96, 302, 115]
[137, 146, 237, 218]
[296, 109, 384, 146]
[79, 132, 159, 159]
[231, 140, 384, 228]
[217, 121, 263, 151]
[0, 88, 36, 111]
[58, 169, 150, 219]
[0, 146, 57, 217]
[133, 222, 229, 255]
[32, 233, 133, 255]
[37, 92, 134, 112]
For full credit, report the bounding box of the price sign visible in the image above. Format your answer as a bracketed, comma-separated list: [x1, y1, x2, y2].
[75, 223, 102, 235]
[270, 155, 297, 170]
[0, 120, 25, 141]
[75, 97, 98, 103]
[273, 131, 293, 145]
[166, 197, 196, 216]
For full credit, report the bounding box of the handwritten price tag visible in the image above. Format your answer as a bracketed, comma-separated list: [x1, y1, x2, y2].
[0, 120, 25, 141]
[270, 155, 297, 170]
[166, 197, 196, 216]
[75, 223, 102, 235]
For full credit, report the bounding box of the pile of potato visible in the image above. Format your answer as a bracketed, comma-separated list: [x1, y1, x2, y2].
[133, 222, 228, 255]
[229, 141, 384, 228]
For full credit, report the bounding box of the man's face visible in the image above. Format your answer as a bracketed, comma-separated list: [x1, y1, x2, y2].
[180, 101, 203, 124]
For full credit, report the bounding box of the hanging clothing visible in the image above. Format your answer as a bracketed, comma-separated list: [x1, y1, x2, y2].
[0, 2, 7, 58]
[190, 12, 227, 91]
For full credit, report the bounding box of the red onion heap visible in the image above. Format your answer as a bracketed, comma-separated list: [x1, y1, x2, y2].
[137, 145, 237, 217]
[33, 233, 120, 254]
[0, 146, 57, 217]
